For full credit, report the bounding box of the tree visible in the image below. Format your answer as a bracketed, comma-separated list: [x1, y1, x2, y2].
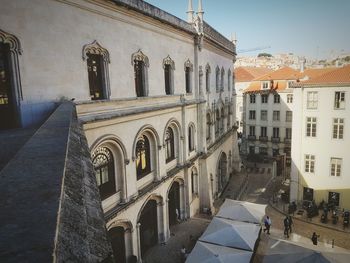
[258, 53, 272, 58]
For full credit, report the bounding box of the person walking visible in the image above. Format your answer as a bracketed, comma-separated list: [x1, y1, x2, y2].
[311, 232, 318, 245]
[288, 215, 293, 234]
[283, 216, 290, 238]
[263, 216, 271, 235]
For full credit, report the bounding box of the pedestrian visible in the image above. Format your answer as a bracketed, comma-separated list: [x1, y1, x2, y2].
[288, 215, 293, 234]
[175, 208, 180, 222]
[180, 245, 187, 262]
[283, 216, 290, 238]
[263, 215, 271, 235]
[311, 232, 318, 245]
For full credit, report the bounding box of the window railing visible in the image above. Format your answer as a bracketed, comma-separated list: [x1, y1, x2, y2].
[259, 136, 268, 142]
[248, 135, 256, 140]
[271, 137, 280, 143]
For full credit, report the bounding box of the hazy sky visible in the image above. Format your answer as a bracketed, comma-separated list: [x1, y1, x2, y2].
[145, 0, 350, 59]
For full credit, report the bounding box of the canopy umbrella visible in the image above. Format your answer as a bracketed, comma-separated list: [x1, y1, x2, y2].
[186, 241, 253, 263]
[199, 217, 260, 251]
[216, 199, 266, 224]
[262, 238, 350, 263]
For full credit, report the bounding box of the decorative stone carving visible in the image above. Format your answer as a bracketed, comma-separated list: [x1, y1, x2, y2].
[162, 55, 175, 70]
[199, 65, 203, 76]
[205, 63, 211, 73]
[82, 40, 110, 63]
[0, 29, 22, 54]
[131, 49, 149, 67]
[184, 59, 193, 72]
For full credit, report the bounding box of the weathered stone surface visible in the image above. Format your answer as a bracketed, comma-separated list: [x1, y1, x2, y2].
[0, 102, 112, 262]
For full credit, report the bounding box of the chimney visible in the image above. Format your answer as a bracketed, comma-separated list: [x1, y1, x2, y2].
[197, 0, 204, 22]
[186, 0, 194, 23]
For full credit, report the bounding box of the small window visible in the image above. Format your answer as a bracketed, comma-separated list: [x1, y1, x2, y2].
[216, 66, 220, 92]
[220, 109, 225, 134]
[306, 117, 317, 137]
[262, 82, 269, 89]
[287, 94, 293, 103]
[330, 158, 342, 177]
[261, 110, 267, 121]
[205, 64, 211, 93]
[273, 111, 280, 121]
[261, 94, 268, 103]
[333, 118, 344, 139]
[286, 128, 292, 139]
[163, 55, 175, 95]
[221, 67, 225, 91]
[250, 94, 256, 103]
[249, 110, 256, 120]
[185, 67, 191, 93]
[215, 109, 220, 137]
[134, 60, 146, 97]
[206, 113, 211, 141]
[307, 91, 318, 109]
[136, 135, 151, 180]
[87, 54, 105, 100]
[188, 125, 195, 152]
[92, 147, 116, 200]
[260, 126, 267, 137]
[286, 111, 292, 122]
[259, 147, 267, 155]
[274, 94, 280, 103]
[273, 127, 279, 138]
[249, 126, 255, 136]
[334, 91, 345, 109]
[165, 127, 175, 163]
[227, 69, 231, 91]
[305, 154, 315, 173]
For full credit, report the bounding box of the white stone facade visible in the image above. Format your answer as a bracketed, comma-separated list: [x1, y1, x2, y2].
[0, 0, 239, 262]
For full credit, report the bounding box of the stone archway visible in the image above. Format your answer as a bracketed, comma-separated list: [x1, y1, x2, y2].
[139, 199, 158, 257]
[109, 226, 126, 263]
[168, 181, 180, 226]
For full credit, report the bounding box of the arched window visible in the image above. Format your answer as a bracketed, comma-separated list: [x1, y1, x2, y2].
[82, 40, 110, 100]
[221, 67, 225, 91]
[205, 63, 211, 93]
[221, 108, 225, 134]
[215, 66, 220, 92]
[227, 69, 231, 91]
[136, 135, 151, 180]
[92, 147, 115, 200]
[188, 124, 195, 152]
[184, 59, 193, 94]
[165, 127, 175, 163]
[227, 107, 231, 128]
[215, 109, 220, 137]
[163, 55, 175, 95]
[206, 113, 211, 141]
[132, 49, 149, 97]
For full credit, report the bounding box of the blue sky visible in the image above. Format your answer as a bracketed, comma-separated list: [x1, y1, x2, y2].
[145, 0, 350, 59]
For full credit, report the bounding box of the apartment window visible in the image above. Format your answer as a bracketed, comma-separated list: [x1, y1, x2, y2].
[250, 94, 256, 103]
[274, 94, 280, 103]
[262, 82, 269, 89]
[307, 91, 318, 109]
[305, 154, 315, 173]
[286, 111, 292, 122]
[306, 117, 317, 137]
[273, 127, 279, 138]
[261, 94, 268, 103]
[261, 127, 267, 137]
[330, 158, 342, 177]
[249, 110, 256, 120]
[333, 118, 344, 139]
[287, 94, 293, 103]
[261, 110, 267, 121]
[334, 91, 345, 109]
[249, 126, 255, 136]
[273, 111, 280, 121]
[286, 128, 292, 139]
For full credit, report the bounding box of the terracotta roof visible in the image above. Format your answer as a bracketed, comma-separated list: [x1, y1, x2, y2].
[234, 67, 272, 82]
[244, 80, 287, 93]
[254, 66, 302, 81]
[301, 65, 350, 86]
[302, 67, 337, 80]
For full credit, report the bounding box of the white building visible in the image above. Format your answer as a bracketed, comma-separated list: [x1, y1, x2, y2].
[242, 67, 301, 162]
[290, 65, 350, 210]
[0, 0, 239, 261]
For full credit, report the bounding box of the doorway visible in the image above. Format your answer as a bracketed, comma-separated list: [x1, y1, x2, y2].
[139, 200, 158, 257]
[168, 181, 180, 226]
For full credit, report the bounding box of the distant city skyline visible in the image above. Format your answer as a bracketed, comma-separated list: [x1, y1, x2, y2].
[145, 0, 350, 59]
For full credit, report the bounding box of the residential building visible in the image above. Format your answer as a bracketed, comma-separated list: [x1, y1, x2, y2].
[290, 65, 350, 210]
[242, 67, 301, 161]
[0, 0, 239, 262]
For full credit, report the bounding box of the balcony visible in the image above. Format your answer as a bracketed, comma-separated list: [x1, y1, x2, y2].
[247, 135, 256, 141]
[284, 138, 291, 144]
[271, 137, 280, 143]
[259, 136, 268, 142]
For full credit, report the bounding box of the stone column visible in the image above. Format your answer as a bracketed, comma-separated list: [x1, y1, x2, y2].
[165, 198, 170, 241]
[179, 182, 185, 220]
[124, 228, 133, 261]
[157, 201, 165, 243]
[136, 223, 142, 263]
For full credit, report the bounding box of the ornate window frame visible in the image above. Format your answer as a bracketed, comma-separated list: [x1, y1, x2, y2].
[163, 55, 175, 95]
[0, 28, 23, 127]
[131, 49, 149, 97]
[82, 40, 111, 100]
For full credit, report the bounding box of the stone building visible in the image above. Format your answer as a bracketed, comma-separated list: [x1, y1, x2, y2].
[242, 67, 301, 162]
[290, 65, 350, 210]
[0, 0, 239, 262]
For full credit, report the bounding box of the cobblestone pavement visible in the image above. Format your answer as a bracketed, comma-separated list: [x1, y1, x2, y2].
[144, 160, 350, 263]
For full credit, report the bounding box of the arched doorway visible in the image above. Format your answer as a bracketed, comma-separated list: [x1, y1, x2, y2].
[139, 200, 158, 257]
[109, 227, 126, 263]
[217, 152, 228, 193]
[168, 181, 180, 226]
